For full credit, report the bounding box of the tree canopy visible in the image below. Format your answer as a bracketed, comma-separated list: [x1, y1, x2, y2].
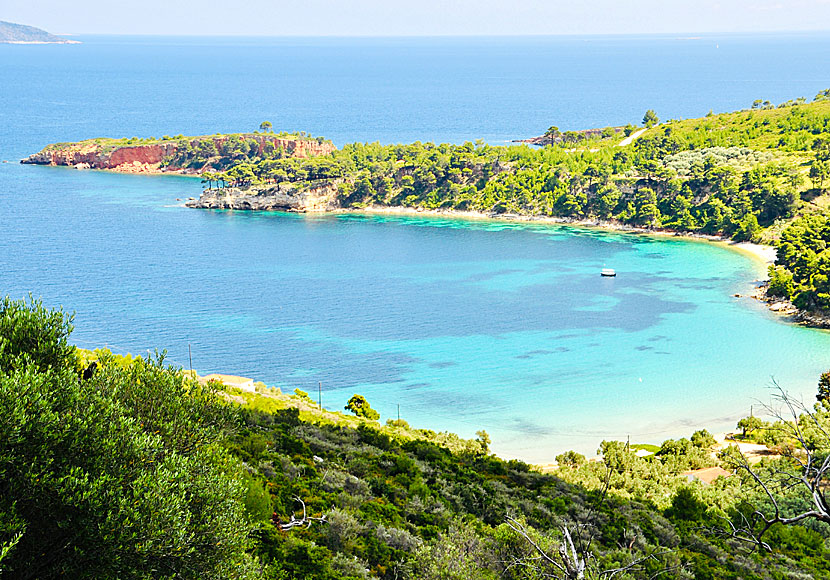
[345, 393, 380, 420]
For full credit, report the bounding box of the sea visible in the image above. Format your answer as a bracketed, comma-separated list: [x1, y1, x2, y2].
[2, 33, 830, 461]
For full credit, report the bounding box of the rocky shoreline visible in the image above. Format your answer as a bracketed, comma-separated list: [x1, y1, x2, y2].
[185, 181, 343, 212]
[183, 183, 776, 254]
[745, 282, 830, 329]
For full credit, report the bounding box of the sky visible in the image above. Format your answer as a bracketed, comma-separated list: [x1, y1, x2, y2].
[4, 0, 830, 36]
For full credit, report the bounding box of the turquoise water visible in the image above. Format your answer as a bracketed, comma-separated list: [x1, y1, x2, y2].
[3, 35, 830, 460]
[4, 164, 830, 460]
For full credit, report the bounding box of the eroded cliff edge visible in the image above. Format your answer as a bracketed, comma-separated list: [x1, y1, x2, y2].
[185, 181, 343, 212]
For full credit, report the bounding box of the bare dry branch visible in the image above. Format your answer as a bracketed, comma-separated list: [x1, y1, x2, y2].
[278, 496, 327, 531]
[719, 383, 830, 550]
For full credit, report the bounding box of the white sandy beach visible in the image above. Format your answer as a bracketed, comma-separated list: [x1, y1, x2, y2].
[338, 205, 778, 269]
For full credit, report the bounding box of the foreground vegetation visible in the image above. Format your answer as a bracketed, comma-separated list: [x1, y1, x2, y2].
[4, 297, 830, 579]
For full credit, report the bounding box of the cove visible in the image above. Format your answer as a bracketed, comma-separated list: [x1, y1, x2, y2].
[5, 33, 830, 461]
[3, 164, 830, 461]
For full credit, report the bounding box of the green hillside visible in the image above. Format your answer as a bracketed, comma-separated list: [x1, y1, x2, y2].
[204, 93, 830, 241]
[3, 297, 830, 579]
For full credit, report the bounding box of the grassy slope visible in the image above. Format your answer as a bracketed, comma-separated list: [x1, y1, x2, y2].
[78, 348, 484, 455]
[570, 100, 830, 229]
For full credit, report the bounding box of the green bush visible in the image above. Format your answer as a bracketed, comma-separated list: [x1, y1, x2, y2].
[768, 264, 795, 298]
[0, 298, 258, 579]
[345, 394, 380, 421]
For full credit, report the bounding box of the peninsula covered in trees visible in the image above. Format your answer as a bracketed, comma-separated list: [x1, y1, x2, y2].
[184, 95, 830, 241]
[25, 92, 830, 319]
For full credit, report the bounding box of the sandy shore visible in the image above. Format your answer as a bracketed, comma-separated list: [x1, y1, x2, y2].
[337, 205, 777, 269]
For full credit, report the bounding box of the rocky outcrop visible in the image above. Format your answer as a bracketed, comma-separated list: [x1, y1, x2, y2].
[239, 135, 334, 159]
[23, 142, 177, 173]
[795, 310, 830, 329]
[185, 182, 343, 212]
[21, 134, 336, 174]
[749, 282, 830, 329]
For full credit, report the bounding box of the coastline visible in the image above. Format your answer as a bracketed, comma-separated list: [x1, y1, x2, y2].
[328, 206, 830, 327]
[87, 203, 822, 467]
[184, 359, 776, 471]
[185, 198, 830, 329]
[334, 204, 777, 268]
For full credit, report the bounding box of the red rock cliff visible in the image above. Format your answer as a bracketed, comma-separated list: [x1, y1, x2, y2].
[21, 135, 336, 174]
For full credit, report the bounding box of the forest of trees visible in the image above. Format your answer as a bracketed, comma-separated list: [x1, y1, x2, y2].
[163, 132, 330, 173]
[4, 297, 830, 579]
[768, 213, 830, 309]
[203, 94, 827, 239]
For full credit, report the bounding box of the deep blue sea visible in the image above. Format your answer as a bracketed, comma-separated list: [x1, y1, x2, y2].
[2, 34, 830, 460]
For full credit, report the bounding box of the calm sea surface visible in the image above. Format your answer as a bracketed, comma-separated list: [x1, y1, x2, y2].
[2, 34, 830, 460]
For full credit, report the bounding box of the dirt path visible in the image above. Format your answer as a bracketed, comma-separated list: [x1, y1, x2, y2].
[713, 432, 779, 464]
[618, 128, 647, 147]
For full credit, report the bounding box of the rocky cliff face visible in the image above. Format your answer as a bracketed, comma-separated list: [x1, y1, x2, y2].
[22, 143, 178, 173]
[21, 135, 336, 174]
[239, 135, 334, 159]
[185, 182, 343, 212]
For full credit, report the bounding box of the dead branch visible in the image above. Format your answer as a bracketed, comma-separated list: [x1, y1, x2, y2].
[718, 381, 830, 550]
[278, 496, 327, 531]
[504, 514, 676, 580]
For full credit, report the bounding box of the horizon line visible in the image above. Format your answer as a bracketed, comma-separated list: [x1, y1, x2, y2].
[51, 28, 830, 39]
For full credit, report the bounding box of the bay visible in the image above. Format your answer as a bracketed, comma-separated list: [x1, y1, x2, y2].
[2, 34, 830, 460]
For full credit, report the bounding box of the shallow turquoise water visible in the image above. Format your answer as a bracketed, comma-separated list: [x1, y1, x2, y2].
[3, 35, 830, 460]
[3, 164, 830, 460]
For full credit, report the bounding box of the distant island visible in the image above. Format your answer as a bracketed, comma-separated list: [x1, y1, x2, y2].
[0, 20, 79, 44]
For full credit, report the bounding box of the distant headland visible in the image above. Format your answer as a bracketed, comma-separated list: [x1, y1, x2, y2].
[21, 132, 335, 175]
[0, 21, 80, 44]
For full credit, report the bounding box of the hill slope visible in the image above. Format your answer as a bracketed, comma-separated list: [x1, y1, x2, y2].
[4, 298, 830, 579]
[184, 93, 830, 243]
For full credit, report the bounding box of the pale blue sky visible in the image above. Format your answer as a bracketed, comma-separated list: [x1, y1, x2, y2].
[5, 0, 830, 36]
